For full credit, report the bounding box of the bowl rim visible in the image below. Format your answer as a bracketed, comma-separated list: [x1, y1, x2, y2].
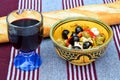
[50, 17, 113, 52]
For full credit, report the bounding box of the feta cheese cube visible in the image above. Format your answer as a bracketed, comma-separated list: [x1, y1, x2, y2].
[90, 28, 99, 35]
[74, 42, 82, 49]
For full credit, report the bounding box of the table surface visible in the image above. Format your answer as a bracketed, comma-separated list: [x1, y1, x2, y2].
[0, 0, 120, 80]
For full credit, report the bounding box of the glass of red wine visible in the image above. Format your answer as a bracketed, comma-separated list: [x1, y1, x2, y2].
[6, 9, 43, 71]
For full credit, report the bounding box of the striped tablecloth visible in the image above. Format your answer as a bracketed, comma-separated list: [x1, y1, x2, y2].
[0, 0, 120, 80]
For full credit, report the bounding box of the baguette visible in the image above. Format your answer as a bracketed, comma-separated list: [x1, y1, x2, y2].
[43, 0, 120, 37]
[0, 16, 9, 43]
[0, 0, 120, 43]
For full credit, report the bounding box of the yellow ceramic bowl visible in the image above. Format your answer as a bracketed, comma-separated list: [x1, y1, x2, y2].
[50, 17, 113, 65]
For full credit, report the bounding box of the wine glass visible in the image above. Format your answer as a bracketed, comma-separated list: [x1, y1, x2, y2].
[6, 9, 43, 71]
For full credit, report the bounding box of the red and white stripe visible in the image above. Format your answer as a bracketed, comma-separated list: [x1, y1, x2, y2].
[112, 25, 120, 59]
[6, 0, 42, 80]
[62, 0, 84, 10]
[18, 0, 42, 12]
[103, 0, 120, 60]
[62, 0, 98, 80]
[66, 61, 98, 80]
[103, 0, 117, 3]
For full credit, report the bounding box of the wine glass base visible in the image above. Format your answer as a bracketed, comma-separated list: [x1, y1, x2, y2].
[14, 51, 42, 71]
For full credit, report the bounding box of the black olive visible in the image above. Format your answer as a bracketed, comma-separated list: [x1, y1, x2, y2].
[72, 46, 81, 49]
[73, 36, 79, 42]
[75, 26, 83, 34]
[83, 41, 92, 49]
[69, 36, 79, 45]
[62, 30, 69, 39]
[71, 32, 77, 37]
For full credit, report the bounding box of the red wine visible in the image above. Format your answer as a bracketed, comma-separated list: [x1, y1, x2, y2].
[8, 18, 43, 52]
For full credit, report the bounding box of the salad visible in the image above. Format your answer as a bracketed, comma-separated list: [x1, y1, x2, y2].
[56, 24, 105, 49]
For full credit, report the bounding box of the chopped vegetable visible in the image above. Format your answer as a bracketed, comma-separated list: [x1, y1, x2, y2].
[75, 26, 83, 34]
[59, 24, 105, 50]
[83, 41, 93, 49]
[71, 32, 77, 37]
[90, 28, 99, 35]
[84, 28, 96, 38]
[95, 33, 105, 45]
[74, 42, 82, 49]
[82, 31, 91, 38]
[62, 30, 69, 39]
[69, 36, 79, 46]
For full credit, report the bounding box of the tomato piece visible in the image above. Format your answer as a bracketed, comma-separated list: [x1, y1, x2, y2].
[66, 40, 70, 47]
[77, 32, 82, 37]
[84, 28, 96, 38]
[65, 37, 72, 47]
